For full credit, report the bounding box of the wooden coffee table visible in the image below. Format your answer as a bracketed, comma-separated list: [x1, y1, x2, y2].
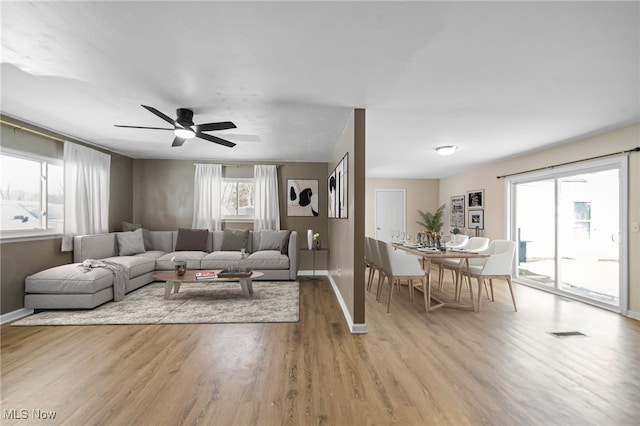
[153, 270, 264, 299]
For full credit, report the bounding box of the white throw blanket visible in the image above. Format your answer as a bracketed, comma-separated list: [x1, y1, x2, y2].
[79, 259, 127, 302]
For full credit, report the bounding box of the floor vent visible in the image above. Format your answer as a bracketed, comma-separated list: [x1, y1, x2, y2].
[548, 331, 587, 338]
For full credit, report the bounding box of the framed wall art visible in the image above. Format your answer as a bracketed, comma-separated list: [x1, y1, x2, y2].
[468, 209, 484, 230]
[328, 170, 336, 218]
[287, 179, 319, 216]
[328, 153, 348, 219]
[450, 195, 465, 228]
[337, 153, 348, 218]
[467, 189, 484, 210]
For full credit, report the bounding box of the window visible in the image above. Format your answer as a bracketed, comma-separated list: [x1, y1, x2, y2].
[0, 151, 63, 238]
[221, 179, 254, 220]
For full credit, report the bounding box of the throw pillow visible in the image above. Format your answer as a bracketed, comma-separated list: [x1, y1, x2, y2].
[257, 230, 286, 251]
[122, 221, 153, 250]
[175, 228, 208, 251]
[117, 228, 146, 256]
[279, 230, 292, 255]
[122, 221, 141, 232]
[221, 228, 249, 251]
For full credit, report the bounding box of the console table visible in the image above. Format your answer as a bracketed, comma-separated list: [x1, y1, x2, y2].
[300, 248, 329, 280]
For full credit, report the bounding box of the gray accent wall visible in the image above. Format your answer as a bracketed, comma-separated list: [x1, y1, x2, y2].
[132, 159, 329, 270]
[328, 109, 366, 327]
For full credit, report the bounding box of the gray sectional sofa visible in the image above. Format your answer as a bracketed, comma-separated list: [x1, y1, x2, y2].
[24, 229, 298, 310]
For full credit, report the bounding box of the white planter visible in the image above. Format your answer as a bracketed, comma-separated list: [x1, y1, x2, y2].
[307, 229, 313, 250]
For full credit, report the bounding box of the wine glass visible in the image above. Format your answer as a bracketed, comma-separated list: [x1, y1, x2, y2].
[406, 232, 412, 244]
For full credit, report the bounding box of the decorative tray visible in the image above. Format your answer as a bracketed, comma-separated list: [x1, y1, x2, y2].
[217, 268, 253, 278]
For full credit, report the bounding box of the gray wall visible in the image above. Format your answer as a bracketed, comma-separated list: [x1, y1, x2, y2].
[0, 119, 133, 315]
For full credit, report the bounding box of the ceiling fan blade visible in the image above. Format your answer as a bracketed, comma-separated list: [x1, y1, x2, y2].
[195, 121, 237, 132]
[114, 125, 174, 130]
[141, 105, 177, 127]
[172, 137, 186, 147]
[196, 132, 236, 147]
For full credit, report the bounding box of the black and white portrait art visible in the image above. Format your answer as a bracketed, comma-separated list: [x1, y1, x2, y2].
[287, 179, 319, 216]
[328, 171, 336, 218]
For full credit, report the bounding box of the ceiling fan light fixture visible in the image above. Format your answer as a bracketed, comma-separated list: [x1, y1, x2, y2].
[175, 128, 195, 139]
[435, 145, 457, 156]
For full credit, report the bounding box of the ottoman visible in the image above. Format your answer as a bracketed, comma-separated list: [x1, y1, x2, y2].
[25, 263, 115, 310]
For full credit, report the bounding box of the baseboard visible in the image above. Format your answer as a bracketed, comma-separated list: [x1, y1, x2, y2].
[626, 310, 640, 321]
[298, 270, 329, 277]
[1, 308, 34, 325]
[326, 274, 368, 334]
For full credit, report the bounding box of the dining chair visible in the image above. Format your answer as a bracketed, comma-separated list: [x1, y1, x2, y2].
[376, 240, 428, 313]
[365, 237, 379, 292]
[460, 240, 517, 312]
[448, 234, 469, 248]
[437, 237, 490, 296]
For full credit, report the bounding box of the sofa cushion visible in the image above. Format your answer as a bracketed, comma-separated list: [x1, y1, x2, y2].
[221, 228, 249, 251]
[116, 229, 146, 256]
[103, 255, 156, 279]
[279, 230, 292, 255]
[201, 251, 244, 269]
[156, 251, 207, 270]
[244, 251, 290, 270]
[175, 228, 209, 251]
[122, 221, 153, 250]
[25, 264, 114, 294]
[257, 230, 288, 251]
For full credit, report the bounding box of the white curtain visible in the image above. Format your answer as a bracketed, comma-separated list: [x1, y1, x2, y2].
[254, 165, 280, 230]
[192, 163, 223, 231]
[61, 142, 111, 251]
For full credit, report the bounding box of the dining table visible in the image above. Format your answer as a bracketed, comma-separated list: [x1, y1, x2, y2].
[391, 242, 489, 312]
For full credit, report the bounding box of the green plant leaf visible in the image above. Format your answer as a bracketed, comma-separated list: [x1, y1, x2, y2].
[415, 204, 446, 233]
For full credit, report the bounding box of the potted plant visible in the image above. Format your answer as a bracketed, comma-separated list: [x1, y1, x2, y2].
[416, 204, 446, 235]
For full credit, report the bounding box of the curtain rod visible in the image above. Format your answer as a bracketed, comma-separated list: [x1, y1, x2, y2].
[0, 119, 65, 143]
[496, 147, 640, 179]
[194, 163, 282, 168]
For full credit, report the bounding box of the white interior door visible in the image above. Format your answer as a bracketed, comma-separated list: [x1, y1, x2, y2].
[375, 189, 405, 242]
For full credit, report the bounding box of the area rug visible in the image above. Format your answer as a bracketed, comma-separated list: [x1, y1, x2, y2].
[12, 281, 299, 326]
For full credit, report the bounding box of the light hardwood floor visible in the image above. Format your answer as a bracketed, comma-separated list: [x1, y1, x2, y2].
[1, 273, 639, 425]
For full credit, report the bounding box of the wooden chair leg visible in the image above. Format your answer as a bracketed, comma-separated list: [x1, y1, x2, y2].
[424, 276, 431, 313]
[387, 278, 395, 313]
[489, 278, 495, 301]
[476, 277, 484, 312]
[408, 279, 414, 303]
[506, 276, 517, 312]
[376, 273, 385, 302]
[484, 281, 491, 300]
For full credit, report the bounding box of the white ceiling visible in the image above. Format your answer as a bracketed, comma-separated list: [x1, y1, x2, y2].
[1, 1, 638, 178]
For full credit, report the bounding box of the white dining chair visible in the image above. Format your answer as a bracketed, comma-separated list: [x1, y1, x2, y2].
[437, 237, 490, 295]
[460, 240, 517, 312]
[448, 234, 469, 248]
[376, 240, 428, 313]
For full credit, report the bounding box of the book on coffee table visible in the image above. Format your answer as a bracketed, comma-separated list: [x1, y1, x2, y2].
[195, 271, 217, 280]
[217, 268, 253, 278]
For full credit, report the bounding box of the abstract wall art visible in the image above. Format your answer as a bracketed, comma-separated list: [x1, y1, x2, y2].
[287, 179, 319, 216]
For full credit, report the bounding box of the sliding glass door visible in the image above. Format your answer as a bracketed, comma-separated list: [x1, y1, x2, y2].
[508, 157, 627, 312]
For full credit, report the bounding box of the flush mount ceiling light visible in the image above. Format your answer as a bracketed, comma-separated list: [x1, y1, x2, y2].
[174, 127, 195, 139]
[435, 145, 457, 156]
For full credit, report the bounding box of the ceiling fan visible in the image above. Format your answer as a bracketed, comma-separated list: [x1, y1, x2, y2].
[115, 105, 236, 147]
